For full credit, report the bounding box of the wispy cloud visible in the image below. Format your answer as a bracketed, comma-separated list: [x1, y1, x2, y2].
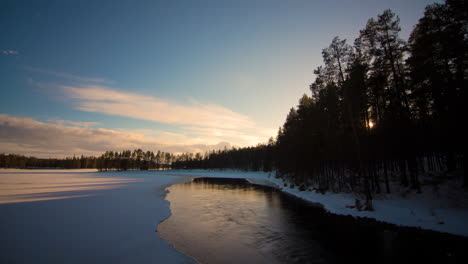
[182, 126, 269, 146]
[2, 50, 18, 55]
[61, 85, 255, 130]
[47, 118, 101, 128]
[25, 78, 274, 149]
[55, 84, 275, 146]
[23, 66, 110, 83]
[0, 114, 232, 157]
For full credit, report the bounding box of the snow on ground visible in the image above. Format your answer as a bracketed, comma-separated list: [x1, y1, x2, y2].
[0, 169, 196, 264]
[266, 175, 468, 237]
[1, 169, 466, 264]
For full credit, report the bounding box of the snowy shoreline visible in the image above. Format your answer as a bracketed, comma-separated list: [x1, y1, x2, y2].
[160, 170, 468, 237]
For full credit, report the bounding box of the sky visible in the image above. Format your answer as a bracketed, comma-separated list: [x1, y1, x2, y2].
[0, 0, 438, 157]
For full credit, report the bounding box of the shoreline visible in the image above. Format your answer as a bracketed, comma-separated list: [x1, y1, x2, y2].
[155, 170, 468, 237]
[248, 174, 468, 237]
[156, 174, 468, 264]
[156, 176, 200, 264]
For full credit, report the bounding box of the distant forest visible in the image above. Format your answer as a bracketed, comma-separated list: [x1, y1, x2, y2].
[1, 1, 466, 204]
[0, 150, 176, 171]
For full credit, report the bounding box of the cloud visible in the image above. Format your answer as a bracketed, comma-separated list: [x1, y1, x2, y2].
[47, 118, 101, 128]
[0, 114, 232, 158]
[2, 50, 18, 55]
[61, 84, 255, 130]
[23, 66, 110, 83]
[55, 84, 275, 146]
[25, 77, 275, 149]
[182, 126, 268, 146]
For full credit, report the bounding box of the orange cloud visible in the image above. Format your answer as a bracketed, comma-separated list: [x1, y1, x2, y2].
[47, 118, 101, 128]
[61, 85, 255, 130]
[0, 114, 232, 157]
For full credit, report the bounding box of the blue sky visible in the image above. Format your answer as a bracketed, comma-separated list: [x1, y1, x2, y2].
[1, 0, 437, 157]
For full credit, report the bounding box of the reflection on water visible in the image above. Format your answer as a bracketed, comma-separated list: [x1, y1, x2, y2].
[159, 177, 468, 264]
[159, 178, 331, 263]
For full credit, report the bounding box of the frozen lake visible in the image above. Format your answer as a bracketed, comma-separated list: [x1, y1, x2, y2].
[0, 169, 194, 263]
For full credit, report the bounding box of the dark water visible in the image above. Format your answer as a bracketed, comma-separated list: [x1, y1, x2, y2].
[158, 178, 468, 264]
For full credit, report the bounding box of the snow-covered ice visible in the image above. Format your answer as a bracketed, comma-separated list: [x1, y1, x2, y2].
[0, 169, 195, 263]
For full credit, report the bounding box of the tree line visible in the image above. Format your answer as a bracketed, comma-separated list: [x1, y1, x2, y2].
[171, 141, 275, 171]
[1, 146, 275, 172]
[0, 149, 176, 171]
